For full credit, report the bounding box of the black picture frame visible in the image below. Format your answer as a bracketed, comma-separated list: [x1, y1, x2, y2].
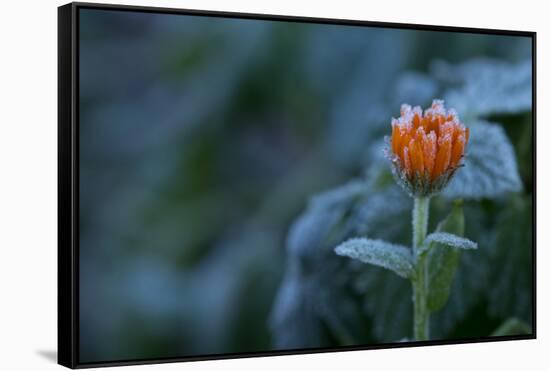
[58, 2, 537, 369]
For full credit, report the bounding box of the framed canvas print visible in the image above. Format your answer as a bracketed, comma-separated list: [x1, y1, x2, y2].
[58, 2, 536, 369]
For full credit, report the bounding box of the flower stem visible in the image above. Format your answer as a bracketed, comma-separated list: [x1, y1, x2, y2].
[412, 196, 430, 341]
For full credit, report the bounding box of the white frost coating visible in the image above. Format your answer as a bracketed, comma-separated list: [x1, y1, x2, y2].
[391, 117, 399, 128]
[424, 99, 446, 117]
[443, 121, 522, 199]
[401, 104, 412, 116]
[420, 232, 478, 255]
[427, 130, 437, 148]
[412, 106, 423, 117]
[447, 108, 459, 121]
[416, 125, 426, 138]
[438, 130, 453, 146]
[287, 180, 365, 257]
[432, 58, 532, 117]
[334, 238, 414, 279]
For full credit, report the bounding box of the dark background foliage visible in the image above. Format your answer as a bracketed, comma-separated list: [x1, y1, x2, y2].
[79, 8, 532, 363]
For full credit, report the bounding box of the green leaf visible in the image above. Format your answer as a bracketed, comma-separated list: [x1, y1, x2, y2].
[491, 317, 532, 337]
[426, 202, 466, 312]
[419, 232, 477, 255]
[487, 195, 533, 320]
[430, 197, 532, 338]
[443, 121, 522, 200]
[335, 238, 413, 279]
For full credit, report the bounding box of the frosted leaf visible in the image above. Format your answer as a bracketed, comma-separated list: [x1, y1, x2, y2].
[392, 72, 438, 108]
[271, 180, 372, 348]
[310, 180, 366, 210]
[362, 137, 394, 181]
[269, 263, 329, 349]
[432, 58, 532, 118]
[491, 318, 532, 336]
[425, 203, 466, 313]
[420, 232, 477, 255]
[487, 195, 533, 321]
[430, 246, 488, 337]
[352, 266, 411, 341]
[271, 280, 319, 349]
[431, 198, 532, 338]
[287, 180, 366, 260]
[443, 121, 522, 199]
[335, 238, 413, 279]
[314, 282, 371, 345]
[286, 205, 344, 260]
[352, 186, 411, 240]
[327, 100, 388, 168]
[333, 187, 412, 335]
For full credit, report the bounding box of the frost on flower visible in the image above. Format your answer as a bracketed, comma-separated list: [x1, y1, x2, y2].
[387, 99, 470, 197]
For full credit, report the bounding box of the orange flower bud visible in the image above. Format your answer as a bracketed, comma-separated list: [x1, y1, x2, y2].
[387, 100, 469, 197]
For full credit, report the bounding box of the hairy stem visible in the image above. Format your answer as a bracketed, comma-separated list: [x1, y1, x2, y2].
[412, 196, 430, 341]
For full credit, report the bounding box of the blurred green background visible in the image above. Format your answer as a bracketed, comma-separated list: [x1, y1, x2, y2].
[78, 8, 533, 363]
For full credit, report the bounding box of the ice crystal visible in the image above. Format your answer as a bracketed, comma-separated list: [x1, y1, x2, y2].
[420, 232, 477, 255]
[335, 238, 414, 279]
[388, 100, 469, 197]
